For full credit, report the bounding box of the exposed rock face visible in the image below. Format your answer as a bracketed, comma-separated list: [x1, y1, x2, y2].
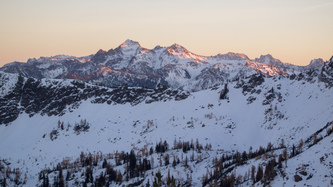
[0, 73, 189, 124]
[320, 56, 333, 87]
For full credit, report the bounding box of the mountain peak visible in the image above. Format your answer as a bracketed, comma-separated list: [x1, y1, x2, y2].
[166, 43, 194, 57]
[255, 54, 282, 64]
[227, 52, 249, 59]
[167, 43, 185, 52]
[120, 39, 140, 48]
[165, 43, 207, 61]
[307, 58, 324, 69]
[96, 49, 107, 54]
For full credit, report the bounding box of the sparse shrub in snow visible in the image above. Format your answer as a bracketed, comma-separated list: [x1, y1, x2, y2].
[49, 129, 59, 141]
[57, 120, 64, 130]
[204, 113, 213, 119]
[73, 119, 90, 135]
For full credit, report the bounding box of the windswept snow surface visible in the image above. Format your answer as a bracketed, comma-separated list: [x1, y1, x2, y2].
[0, 77, 332, 186]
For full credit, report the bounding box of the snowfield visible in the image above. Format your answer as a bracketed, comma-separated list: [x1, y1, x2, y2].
[0, 75, 332, 186]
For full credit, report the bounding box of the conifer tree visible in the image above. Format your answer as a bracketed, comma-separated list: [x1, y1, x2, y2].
[256, 165, 263, 183]
[153, 171, 163, 187]
[283, 148, 288, 166]
[298, 139, 303, 153]
[164, 154, 169, 166]
[292, 144, 296, 157]
[58, 165, 64, 187]
[129, 149, 137, 171]
[172, 156, 177, 168]
[278, 154, 283, 168]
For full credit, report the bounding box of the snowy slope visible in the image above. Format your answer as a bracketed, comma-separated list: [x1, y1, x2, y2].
[0, 71, 332, 186]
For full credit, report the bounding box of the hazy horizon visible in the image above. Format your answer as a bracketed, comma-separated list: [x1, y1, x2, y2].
[1, 0, 332, 67]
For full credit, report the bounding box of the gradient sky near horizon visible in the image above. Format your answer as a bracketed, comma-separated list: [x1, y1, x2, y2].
[0, 0, 332, 67]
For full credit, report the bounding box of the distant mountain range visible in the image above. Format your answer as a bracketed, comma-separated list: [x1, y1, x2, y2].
[0, 39, 328, 91]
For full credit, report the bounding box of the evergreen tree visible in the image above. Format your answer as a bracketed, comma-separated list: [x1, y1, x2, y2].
[85, 167, 93, 183]
[172, 157, 177, 168]
[251, 165, 256, 184]
[165, 154, 170, 166]
[256, 165, 263, 183]
[278, 154, 283, 168]
[184, 156, 188, 167]
[96, 172, 105, 187]
[129, 149, 137, 171]
[166, 169, 171, 186]
[116, 170, 123, 184]
[283, 148, 288, 166]
[46, 174, 49, 187]
[58, 164, 64, 187]
[298, 139, 303, 153]
[42, 172, 46, 187]
[102, 159, 108, 168]
[153, 171, 163, 187]
[242, 151, 247, 163]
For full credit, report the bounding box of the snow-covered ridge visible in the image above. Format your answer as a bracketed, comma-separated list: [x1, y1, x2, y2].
[211, 52, 249, 61]
[0, 40, 330, 91]
[166, 43, 208, 61]
[245, 60, 286, 77]
[32, 55, 93, 63]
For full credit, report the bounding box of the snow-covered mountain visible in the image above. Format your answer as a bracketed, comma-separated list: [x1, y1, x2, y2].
[0, 39, 326, 91]
[0, 41, 332, 186]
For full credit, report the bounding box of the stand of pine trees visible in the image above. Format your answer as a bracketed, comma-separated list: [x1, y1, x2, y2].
[32, 122, 333, 187]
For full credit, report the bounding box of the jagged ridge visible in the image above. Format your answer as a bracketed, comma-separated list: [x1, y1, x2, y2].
[0, 40, 329, 91]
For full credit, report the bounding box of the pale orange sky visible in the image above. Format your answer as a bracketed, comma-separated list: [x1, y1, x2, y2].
[0, 0, 332, 67]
